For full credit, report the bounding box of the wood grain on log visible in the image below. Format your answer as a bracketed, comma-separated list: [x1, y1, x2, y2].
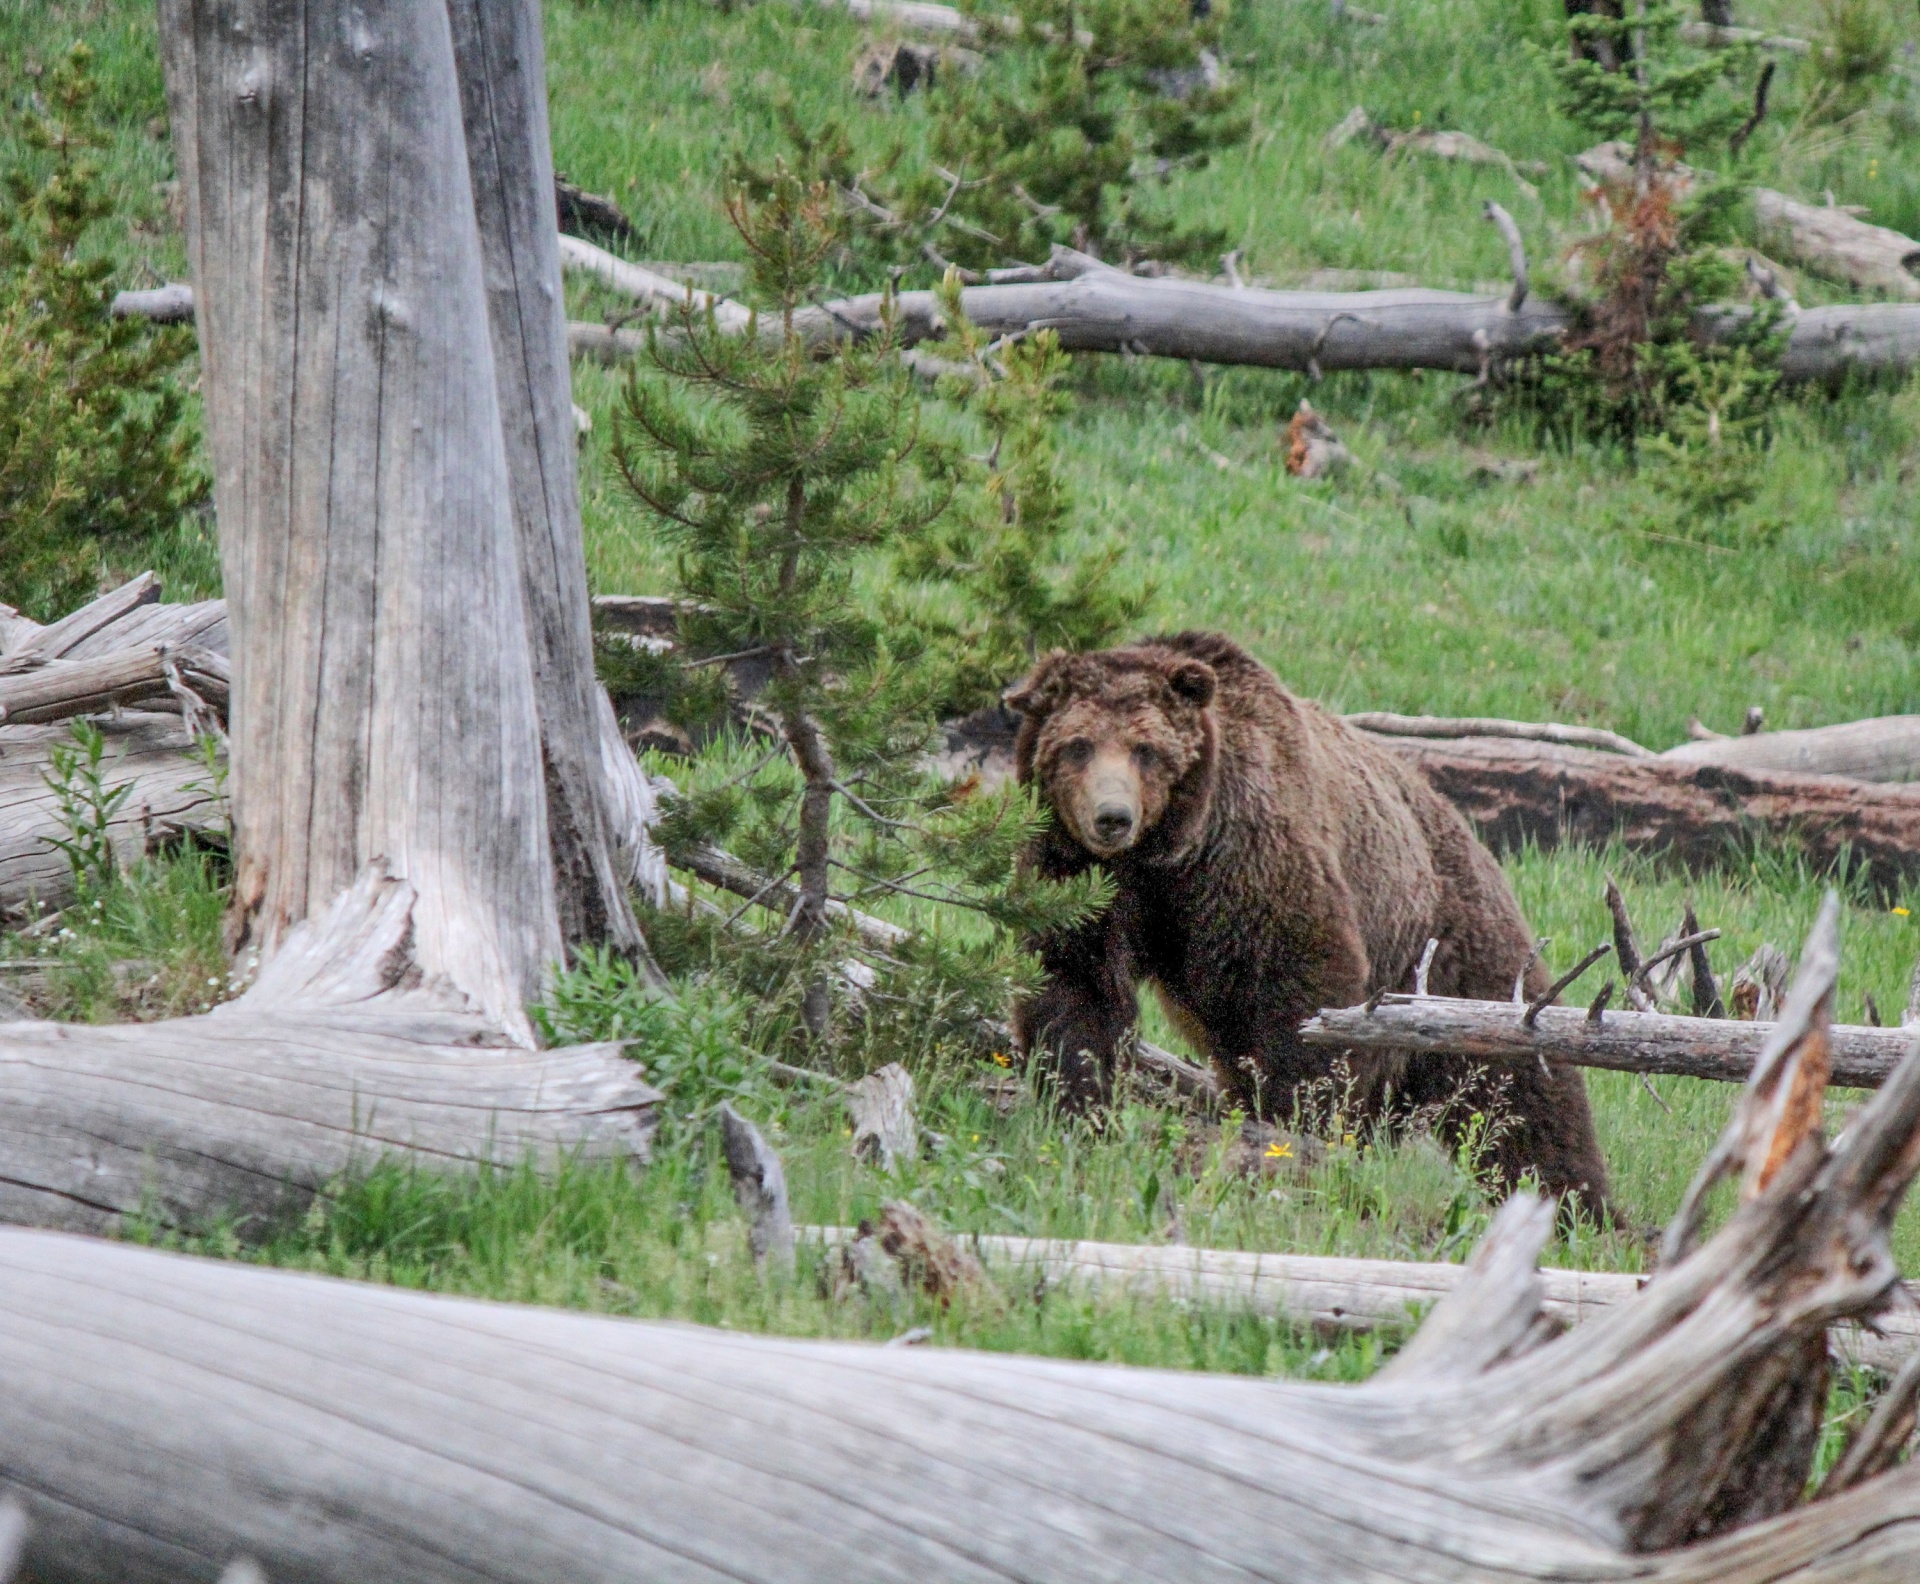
[0, 713, 221, 924]
[0, 865, 658, 1237]
[2, 573, 160, 666]
[1380, 734, 1920, 896]
[10, 1039, 1920, 1583]
[0, 644, 228, 726]
[1301, 994, 1914, 1090]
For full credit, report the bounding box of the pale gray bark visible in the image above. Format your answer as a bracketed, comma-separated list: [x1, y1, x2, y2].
[799, 1225, 1920, 1371]
[125, 254, 1920, 386]
[1752, 188, 1920, 300]
[846, 1062, 918, 1170]
[7, 935, 1920, 1580]
[1664, 716, 1920, 782]
[1349, 711, 1652, 757]
[719, 1102, 796, 1274]
[1303, 994, 1913, 1089]
[447, 0, 653, 967]
[159, 0, 559, 1030]
[0, 645, 227, 726]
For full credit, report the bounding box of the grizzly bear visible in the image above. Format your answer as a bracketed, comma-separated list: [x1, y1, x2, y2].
[1007, 631, 1613, 1218]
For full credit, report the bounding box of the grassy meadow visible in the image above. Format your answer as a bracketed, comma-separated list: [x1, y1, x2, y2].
[7, 0, 1920, 1403]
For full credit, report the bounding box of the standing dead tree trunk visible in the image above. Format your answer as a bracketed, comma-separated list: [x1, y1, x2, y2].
[9, 904, 1920, 1580]
[159, 0, 561, 1023]
[157, 0, 656, 1009]
[0, 0, 666, 1235]
[446, 0, 657, 964]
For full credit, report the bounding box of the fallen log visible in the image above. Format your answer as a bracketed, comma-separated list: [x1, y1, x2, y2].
[1301, 993, 1912, 1090]
[10, 904, 1920, 1580]
[800, 1225, 1920, 1370]
[1379, 734, 1920, 897]
[0, 643, 229, 726]
[0, 864, 659, 1236]
[1752, 188, 1920, 301]
[1663, 714, 1920, 782]
[127, 257, 1920, 385]
[1579, 143, 1920, 301]
[1348, 710, 1651, 757]
[1, 575, 229, 667]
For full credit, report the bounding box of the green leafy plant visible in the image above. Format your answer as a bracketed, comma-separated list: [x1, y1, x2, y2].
[0, 44, 205, 619]
[613, 171, 1107, 1048]
[42, 718, 132, 899]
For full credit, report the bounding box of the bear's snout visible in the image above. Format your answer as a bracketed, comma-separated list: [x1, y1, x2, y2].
[1074, 751, 1145, 855]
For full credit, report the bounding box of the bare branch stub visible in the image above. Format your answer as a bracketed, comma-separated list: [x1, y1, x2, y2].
[1523, 941, 1611, 1027]
[719, 1103, 796, 1276]
[1686, 901, 1724, 1018]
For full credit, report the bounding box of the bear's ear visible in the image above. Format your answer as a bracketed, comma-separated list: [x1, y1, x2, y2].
[1004, 653, 1069, 717]
[1167, 658, 1216, 708]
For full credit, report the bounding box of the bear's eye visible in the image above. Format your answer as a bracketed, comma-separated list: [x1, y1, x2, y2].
[1059, 738, 1094, 766]
[1132, 743, 1162, 771]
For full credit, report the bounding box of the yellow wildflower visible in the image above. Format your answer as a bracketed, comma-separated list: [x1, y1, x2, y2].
[1895, 907, 1910, 917]
[1264, 1140, 1293, 1160]
[990, 1050, 1012, 1067]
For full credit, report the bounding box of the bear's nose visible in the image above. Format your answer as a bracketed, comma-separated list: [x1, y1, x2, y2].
[1093, 804, 1136, 843]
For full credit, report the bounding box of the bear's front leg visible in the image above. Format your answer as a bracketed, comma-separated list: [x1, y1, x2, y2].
[1013, 908, 1138, 1112]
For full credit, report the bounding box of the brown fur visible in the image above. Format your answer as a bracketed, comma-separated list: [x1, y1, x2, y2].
[1008, 632, 1613, 1219]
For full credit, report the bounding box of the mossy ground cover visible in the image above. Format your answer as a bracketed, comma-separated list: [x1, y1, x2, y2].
[7, 0, 1920, 1399]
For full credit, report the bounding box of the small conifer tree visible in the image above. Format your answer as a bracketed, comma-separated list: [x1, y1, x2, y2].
[1, 44, 203, 618]
[772, 0, 1246, 277]
[1522, 2, 1781, 453]
[613, 173, 1106, 1047]
[898, 274, 1148, 717]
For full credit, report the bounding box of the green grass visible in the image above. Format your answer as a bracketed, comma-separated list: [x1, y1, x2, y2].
[9, 0, 1920, 1409]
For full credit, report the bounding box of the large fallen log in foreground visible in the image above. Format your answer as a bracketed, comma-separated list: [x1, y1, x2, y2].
[802, 1225, 1920, 1371]
[1303, 994, 1912, 1090]
[1379, 733, 1920, 896]
[0, 864, 659, 1236]
[8, 901, 1920, 1581]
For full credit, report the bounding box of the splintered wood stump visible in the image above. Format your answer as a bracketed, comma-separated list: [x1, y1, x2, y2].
[0, 866, 659, 1237]
[1380, 734, 1920, 896]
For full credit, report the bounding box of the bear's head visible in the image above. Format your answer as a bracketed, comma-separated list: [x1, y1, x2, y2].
[1006, 645, 1220, 862]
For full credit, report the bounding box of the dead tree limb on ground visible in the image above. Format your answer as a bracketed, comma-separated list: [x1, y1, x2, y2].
[1302, 993, 1911, 1090]
[797, 1224, 1920, 1370]
[1348, 711, 1652, 756]
[0, 864, 658, 1237]
[10, 903, 1920, 1579]
[129, 240, 1920, 384]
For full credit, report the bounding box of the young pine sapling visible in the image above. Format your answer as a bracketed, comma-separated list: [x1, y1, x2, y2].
[613, 173, 1107, 1048]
